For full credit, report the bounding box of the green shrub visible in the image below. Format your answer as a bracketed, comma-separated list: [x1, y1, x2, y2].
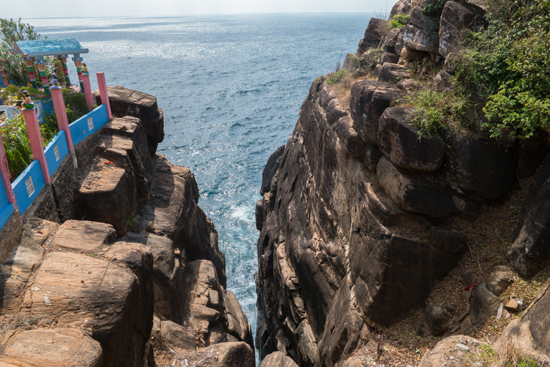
[390, 13, 409, 28]
[422, 0, 451, 15]
[407, 89, 470, 138]
[1, 111, 59, 181]
[326, 69, 348, 86]
[452, 0, 550, 139]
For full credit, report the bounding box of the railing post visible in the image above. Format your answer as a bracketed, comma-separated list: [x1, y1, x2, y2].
[82, 73, 94, 111]
[51, 86, 78, 168]
[0, 133, 18, 212]
[96, 72, 112, 120]
[22, 108, 51, 184]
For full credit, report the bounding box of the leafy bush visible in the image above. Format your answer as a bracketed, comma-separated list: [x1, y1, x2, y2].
[327, 69, 348, 86]
[451, 0, 550, 139]
[407, 89, 470, 138]
[390, 13, 409, 28]
[1, 112, 59, 181]
[422, 0, 451, 15]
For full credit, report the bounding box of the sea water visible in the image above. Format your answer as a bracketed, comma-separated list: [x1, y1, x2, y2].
[32, 13, 373, 351]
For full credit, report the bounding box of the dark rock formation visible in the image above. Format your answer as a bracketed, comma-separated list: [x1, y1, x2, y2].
[377, 63, 411, 84]
[399, 24, 439, 54]
[439, 1, 486, 58]
[260, 351, 299, 367]
[95, 86, 165, 154]
[496, 279, 550, 363]
[356, 18, 387, 57]
[444, 131, 516, 200]
[508, 161, 550, 278]
[261, 145, 285, 195]
[256, 78, 465, 366]
[377, 157, 453, 217]
[378, 107, 444, 172]
[349, 80, 403, 146]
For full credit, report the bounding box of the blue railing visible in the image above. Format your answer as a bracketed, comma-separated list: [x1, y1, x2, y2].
[44, 130, 70, 177]
[69, 104, 108, 146]
[0, 103, 109, 225]
[0, 170, 14, 228]
[11, 160, 46, 216]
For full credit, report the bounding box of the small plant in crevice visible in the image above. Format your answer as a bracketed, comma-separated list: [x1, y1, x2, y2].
[390, 13, 409, 28]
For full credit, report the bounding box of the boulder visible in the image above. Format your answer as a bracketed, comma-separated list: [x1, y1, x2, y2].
[0, 329, 103, 367]
[350, 229, 463, 327]
[17, 247, 154, 367]
[123, 232, 186, 323]
[495, 279, 550, 364]
[342, 53, 358, 72]
[383, 28, 401, 53]
[389, 0, 414, 19]
[396, 78, 421, 95]
[222, 289, 253, 346]
[508, 161, 550, 277]
[433, 70, 453, 92]
[423, 305, 453, 336]
[261, 145, 285, 195]
[0, 219, 56, 315]
[50, 220, 116, 253]
[95, 86, 164, 154]
[400, 24, 439, 54]
[74, 152, 137, 236]
[439, 1, 486, 58]
[419, 335, 481, 367]
[444, 131, 516, 200]
[349, 80, 403, 145]
[378, 107, 444, 172]
[468, 282, 501, 327]
[429, 226, 467, 253]
[356, 18, 387, 57]
[260, 351, 298, 367]
[158, 319, 196, 350]
[211, 342, 255, 367]
[377, 63, 411, 84]
[377, 157, 454, 217]
[140, 156, 226, 286]
[409, 6, 440, 32]
[99, 117, 155, 202]
[333, 116, 365, 158]
[485, 265, 514, 296]
[372, 64, 383, 79]
[379, 52, 399, 64]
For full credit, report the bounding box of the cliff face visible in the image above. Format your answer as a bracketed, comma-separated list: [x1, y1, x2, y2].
[0, 87, 254, 366]
[256, 0, 550, 366]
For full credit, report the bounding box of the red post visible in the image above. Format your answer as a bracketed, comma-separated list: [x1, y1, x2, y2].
[82, 74, 94, 111]
[51, 87, 73, 151]
[96, 72, 112, 119]
[51, 87, 78, 168]
[22, 108, 51, 184]
[0, 133, 18, 212]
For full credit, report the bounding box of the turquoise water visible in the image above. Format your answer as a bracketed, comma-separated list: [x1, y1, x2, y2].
[32, 14, 372, 344]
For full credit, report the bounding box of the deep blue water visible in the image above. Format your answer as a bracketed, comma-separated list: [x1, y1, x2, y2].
[31, 13, 372, 347]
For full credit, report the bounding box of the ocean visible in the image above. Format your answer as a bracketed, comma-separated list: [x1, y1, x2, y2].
[31, 13, 373, 351]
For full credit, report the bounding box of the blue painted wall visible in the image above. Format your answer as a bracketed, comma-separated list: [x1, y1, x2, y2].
[0, 169, 14, 228]
[44, 130, 69, 178]
[69, 104, 108, 146]
[12, 160, 46, 216]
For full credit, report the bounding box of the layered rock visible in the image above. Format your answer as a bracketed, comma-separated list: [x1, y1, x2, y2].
[256, 77, 468, 366]
[0, 87, 253, 366]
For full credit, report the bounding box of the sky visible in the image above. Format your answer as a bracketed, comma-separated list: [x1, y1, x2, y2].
[2, 0, 395, 18]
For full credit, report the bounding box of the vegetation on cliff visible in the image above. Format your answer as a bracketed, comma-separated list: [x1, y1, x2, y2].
[412, 0, 550, 139]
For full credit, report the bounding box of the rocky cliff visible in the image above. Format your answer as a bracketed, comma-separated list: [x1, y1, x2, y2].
[256, 0, 550, 366]
[0, 87, 254, 366]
